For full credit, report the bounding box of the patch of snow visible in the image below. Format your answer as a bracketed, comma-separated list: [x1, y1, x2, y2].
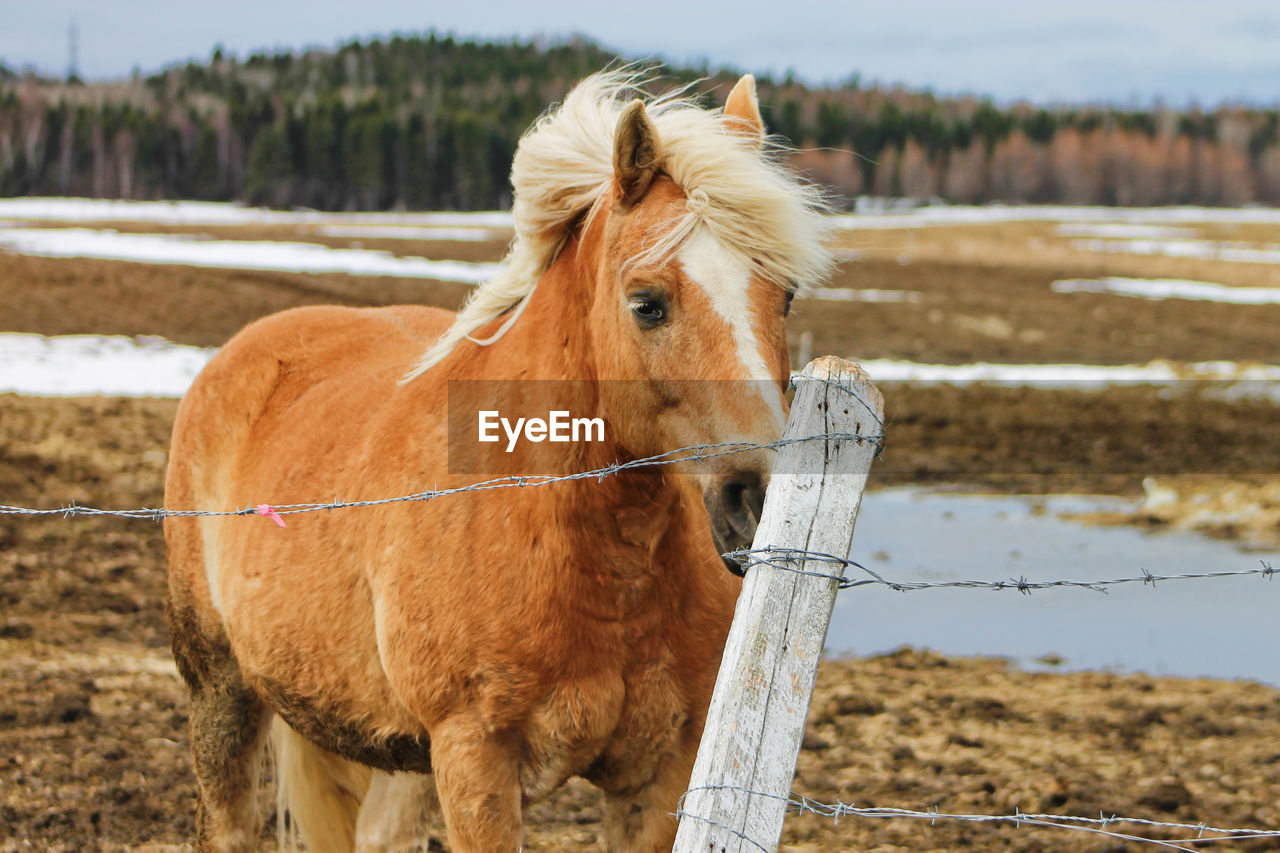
[318, 225, 502, 242]
[0, 334, 215, 397]
[1072, 238, 1280, 265]
[0, 197, 514, 228]
[804, 288, 923, 303]
[3, 198, 1276, 233]
[1054, 223, 1197, 240]
[855, 359, 1280, 387]
[0, 226, 502, 282]
[831, 204, 1280, 230]
[1053, 277, 1280, 305]
[8, 333, 1280, 399]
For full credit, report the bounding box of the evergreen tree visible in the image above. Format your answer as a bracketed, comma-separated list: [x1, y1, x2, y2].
[190, 125, 223, 200]
[244, 123, 291, 206]
[0, 32, 1275, 208]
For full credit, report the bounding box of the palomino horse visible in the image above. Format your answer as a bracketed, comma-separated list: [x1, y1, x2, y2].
[164, 70, 832, 852]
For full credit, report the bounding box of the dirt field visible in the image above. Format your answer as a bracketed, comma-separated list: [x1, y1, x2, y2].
[7, 218, 1280, 364]
[2, 214, 1279, 851]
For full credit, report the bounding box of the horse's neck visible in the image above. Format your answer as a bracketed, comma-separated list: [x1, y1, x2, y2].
[441, 226, 700, 571]
[467, 232, 599, 383]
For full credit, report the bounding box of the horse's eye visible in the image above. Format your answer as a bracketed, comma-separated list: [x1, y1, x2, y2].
[629, 294, 667, 329]
[783, 291, 795, 317]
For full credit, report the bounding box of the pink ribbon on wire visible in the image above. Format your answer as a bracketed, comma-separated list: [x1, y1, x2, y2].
[255, 504, 287, 528]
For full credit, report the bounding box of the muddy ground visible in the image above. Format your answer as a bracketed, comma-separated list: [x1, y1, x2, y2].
[3, 218, 1280, 850]
[6, 223, 1280, 364]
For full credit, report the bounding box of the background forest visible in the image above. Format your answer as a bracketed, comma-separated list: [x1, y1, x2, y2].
[1, 33, 1278, 210]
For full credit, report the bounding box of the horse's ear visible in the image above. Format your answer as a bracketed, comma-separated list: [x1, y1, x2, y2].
[614, 99, 662, 207]
[723, 74, 764, 147]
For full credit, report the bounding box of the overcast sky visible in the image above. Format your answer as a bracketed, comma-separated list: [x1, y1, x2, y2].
[2, 0, 1278, 105]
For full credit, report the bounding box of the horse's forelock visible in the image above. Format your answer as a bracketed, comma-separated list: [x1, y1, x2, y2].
[404, 69, 833, 381]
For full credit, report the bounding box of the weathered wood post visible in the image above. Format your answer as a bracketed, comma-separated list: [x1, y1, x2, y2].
[674, 356, 883, 853]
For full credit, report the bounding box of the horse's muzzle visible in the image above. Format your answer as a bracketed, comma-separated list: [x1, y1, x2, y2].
[705, 470, 767, 575]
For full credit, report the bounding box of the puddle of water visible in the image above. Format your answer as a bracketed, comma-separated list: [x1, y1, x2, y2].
[830, 489, 1280, 686]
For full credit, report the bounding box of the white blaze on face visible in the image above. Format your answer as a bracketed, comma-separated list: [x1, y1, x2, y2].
[679, 227, 787, 430]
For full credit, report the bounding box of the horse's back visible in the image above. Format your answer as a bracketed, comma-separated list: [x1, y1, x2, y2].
[199, 302, 453, 403]
[170, 303, 449, 493]
[164, 303, 454, 632]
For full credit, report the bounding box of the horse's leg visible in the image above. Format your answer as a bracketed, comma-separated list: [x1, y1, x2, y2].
[601, 743, 699, 853]
[355, 770, 445, 852]
[188, 671, 272, 850]
[429, 716, 523, 852]
[171, 603, 272, 853]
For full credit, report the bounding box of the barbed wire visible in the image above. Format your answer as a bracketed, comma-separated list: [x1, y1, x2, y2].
[4, 374, 1272, 598]
[792, 372, 887, 455]
[676, 786, 1280, 852]
[3, 432, 1273, 596]
[0, 430, 881, 522]
[726, 546, 1277, 593]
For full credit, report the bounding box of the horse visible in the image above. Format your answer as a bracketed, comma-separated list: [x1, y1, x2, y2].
[163, 69, 833, 852]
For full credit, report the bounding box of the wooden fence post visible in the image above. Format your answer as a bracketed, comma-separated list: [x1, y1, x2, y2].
[674, 356, 884, 853]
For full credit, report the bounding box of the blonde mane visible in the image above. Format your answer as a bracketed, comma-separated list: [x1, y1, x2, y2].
[405, 69, 835, 380]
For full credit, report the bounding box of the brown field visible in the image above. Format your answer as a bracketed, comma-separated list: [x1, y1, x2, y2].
[2, 214, 1279, 851]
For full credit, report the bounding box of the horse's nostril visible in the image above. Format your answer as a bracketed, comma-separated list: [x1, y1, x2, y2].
[722, 481, 747, 511]
[721, 472, 765, 542]
[708, 471, 768, 574]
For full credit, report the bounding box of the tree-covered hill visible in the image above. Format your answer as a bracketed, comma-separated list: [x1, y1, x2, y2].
[2, 33, 1277, 209]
